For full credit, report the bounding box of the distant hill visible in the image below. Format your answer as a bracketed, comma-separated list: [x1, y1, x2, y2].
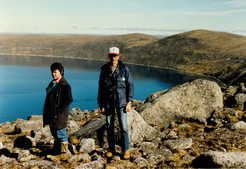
[0, 30, 246, 84]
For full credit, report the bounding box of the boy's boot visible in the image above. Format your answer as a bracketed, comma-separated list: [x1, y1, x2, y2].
[47, 142, 68, 161]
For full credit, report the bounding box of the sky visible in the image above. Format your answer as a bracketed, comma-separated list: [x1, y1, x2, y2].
[0, 0, 246, 36]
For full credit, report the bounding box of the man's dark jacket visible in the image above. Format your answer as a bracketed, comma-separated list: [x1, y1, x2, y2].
[98, 60, 134, 109]
[43, 77, 73, 129]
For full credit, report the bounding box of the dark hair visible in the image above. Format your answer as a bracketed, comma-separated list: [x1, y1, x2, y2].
[50, 62, 64, 76]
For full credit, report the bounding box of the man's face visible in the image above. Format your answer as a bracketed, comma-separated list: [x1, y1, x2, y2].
[108, 54, 120, 67]
[52, 69, 62, 80]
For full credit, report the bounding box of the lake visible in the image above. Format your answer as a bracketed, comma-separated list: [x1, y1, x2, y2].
[0, 55, 205, 123]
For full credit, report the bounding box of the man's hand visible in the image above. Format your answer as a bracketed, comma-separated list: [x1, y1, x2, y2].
[125, 102, 131, 112]
[98, 107, 104, 113]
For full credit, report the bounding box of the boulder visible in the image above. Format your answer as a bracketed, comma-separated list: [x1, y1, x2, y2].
[67, 153, 91, 163]
[228, 121, 246, 130]
[142, 148, 173, 164]
[78, 138, 95, 154]
[192, 150, 246, 168]
[30, 127, 53, 145]
[66, 120, 80, 135]
[17, 149, 33, 162]
[139, 79, 223, 128]
[163, 137, 193, 150]
[133, 156, 148, 167]
[74, 161, 104, 169]
[21, 159, 61, 169]
[0, 154, 17, 165]
[13, 118, 43, 134]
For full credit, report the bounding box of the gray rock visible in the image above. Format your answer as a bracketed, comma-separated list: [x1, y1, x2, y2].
[78, 138, 95, 153]
[31, 127, 53, 145]
[166, 131, 178, 139]
[182, 155, 195, 161]
[0, 155, 17, 165]
[178, 123, 192, 129]
[69, 107, 84, 121]
[14, 118, 43, 133]
[163, 137, 193, 150]
[140, 79, 223, 128]
[134, 156, 148, 167]
[225, 85, 237, 96]
[21, 159, 61, 169]
[112, 155, 121, 161]
[67, 153, 91, 163]
[0, 121, 15, 133]
[127, 109, 159, 144]
[66, 120, 80, 135]
[17, 149, 33, 162]
[192, 150, 246, 168]
[69, 116, 106, 139]
[74, 161, 104, 169]
[235, 93, 246, 110]
[91, 154, 106, 165]
[139, 142, 155, 149]
[27, 115, 42, 121]
[229, 121, 246, 130]
[142, 148, 172, 164]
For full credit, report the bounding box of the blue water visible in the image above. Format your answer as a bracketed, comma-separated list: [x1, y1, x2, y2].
[0, 65, 181, 123]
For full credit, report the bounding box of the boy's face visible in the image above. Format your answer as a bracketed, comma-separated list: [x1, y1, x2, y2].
[52, 69, 62, 80]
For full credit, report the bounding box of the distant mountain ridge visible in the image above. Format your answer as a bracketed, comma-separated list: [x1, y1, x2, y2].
[0, 29, 245, 84]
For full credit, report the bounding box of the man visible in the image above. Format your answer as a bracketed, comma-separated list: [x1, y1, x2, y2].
[43, 62, 73, 159]
[98, 47, 134, 159]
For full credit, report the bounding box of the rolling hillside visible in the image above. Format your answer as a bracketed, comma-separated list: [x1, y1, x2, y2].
[0, 30, 246, 84]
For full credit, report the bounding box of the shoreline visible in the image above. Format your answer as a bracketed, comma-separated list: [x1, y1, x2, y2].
[0, 53, 225, 86]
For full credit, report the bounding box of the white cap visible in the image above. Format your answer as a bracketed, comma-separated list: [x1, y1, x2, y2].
[108, 47, 120, 55]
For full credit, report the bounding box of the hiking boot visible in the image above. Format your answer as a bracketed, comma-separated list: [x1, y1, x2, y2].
[47, 142, 69, 161]
[106, 152, 113, 158]
[123, 150, 130, 160]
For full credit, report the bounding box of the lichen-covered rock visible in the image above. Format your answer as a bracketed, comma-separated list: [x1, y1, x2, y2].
[78, 138, 95, 154]
[140, 79, 223, 128]
[229, 121, 246, 130]
[163, 137, 193, 150]
[13, 118, 43, 134]
[142, 148, 173, 164]
[74, 161, 103, 169]
[192, 150, 246, 168]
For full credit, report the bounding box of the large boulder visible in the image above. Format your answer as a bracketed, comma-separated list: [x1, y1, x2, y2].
[127, 110, 159, 144]
[139, 79, 223, 128]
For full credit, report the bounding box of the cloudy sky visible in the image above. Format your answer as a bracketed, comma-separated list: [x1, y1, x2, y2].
[0, 0, 246, 36]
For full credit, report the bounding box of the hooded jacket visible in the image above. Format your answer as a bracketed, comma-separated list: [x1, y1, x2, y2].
[98, 60, 134, 109]
[43, 77, 73, 129]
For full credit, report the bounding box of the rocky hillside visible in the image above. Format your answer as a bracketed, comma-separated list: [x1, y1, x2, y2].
[1, 79, 246, 168]
[0, 30, 246, 84]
